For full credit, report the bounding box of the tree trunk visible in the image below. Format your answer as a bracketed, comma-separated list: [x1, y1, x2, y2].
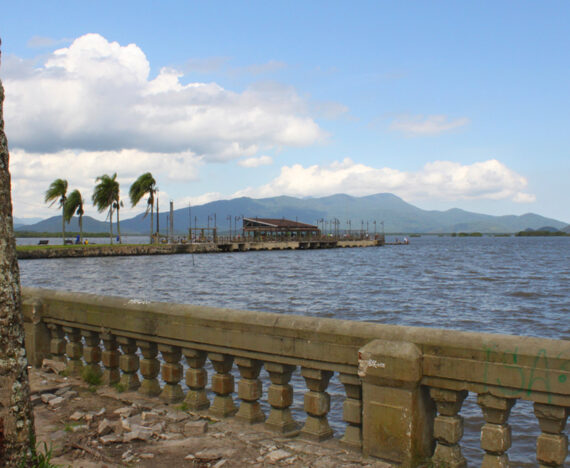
[0, 67, 36, 466]
[117, 205, 121, 244]
[109, 206, 114, 244]
[150, 200, 154, 245]
[79, 213, 83, 244]
[61, 205, 65, 245]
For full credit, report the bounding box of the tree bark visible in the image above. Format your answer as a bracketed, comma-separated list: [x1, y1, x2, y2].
[0, 59, 36, 465]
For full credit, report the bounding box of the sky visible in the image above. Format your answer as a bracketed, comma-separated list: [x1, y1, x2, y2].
[1, 1, 569, 224]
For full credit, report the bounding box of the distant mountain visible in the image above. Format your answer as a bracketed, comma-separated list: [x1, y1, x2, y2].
[14, 216, 44, 230]
[563, 225, 570, 234]
[15, 215, 110, 234]
[15, 193, 569, 235]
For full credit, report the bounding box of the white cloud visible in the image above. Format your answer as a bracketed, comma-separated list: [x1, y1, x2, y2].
[389, 114, 470, 136]
[10, 149, 202, 218]
[232, 158, 535, 203]
[4, 33, 325, 159]
[238, 155, 273, 168]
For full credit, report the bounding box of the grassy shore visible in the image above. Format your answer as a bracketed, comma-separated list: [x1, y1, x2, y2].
[16, 243, 147, 252]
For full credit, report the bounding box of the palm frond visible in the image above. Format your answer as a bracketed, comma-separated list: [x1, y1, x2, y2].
[63, 189, 84, 223]
[129, 172, 156, 207]
[44, 179, 68, 207]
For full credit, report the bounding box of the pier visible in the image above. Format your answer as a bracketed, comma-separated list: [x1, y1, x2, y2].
[17, 237, 386, 259]
[22, 288, 570, 466]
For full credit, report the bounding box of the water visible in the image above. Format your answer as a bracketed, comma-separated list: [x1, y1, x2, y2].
[18, 236, 570, 465]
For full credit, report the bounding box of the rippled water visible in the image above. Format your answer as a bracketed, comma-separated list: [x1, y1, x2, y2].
[19, 236, 570, 465]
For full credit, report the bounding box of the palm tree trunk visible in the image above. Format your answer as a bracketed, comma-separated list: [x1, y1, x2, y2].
[79, 213, 83, 244]
[117, 206, 121, 244]
[150, 201, 154, 244]
[109, 206, 114, 244]
[0, 73, 36, 465]
[61, 205, 65, 245]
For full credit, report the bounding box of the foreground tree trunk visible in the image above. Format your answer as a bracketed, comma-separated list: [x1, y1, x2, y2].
[0, 47, 36, 465]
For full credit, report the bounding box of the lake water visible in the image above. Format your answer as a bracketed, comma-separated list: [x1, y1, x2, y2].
[18, 236, 570, 465]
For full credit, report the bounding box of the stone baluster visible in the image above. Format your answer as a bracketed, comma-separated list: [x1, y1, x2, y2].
[63, 327, 83, 375]
[430, 388, 468, 468]
[265, 362, 298, 433]
[81, 330, 102, 379]
[117, 337, 140, 390]
[300, 368, 334, 440]
[137, 340, 160, 397]
[477, 393, 516, 467]
[235, 358, 264, 423]
[159, 345, 184, 403]
[534, 403, 568, 467]
[183, 349, 209, 410]
[47, 324, 66, 363]
[209, 353, 237, 417]
[339, 373, 362, 449]
[100, 332, 120, 385]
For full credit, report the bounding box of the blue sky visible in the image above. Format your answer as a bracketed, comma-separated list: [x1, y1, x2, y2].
[1, 1, 568, 223]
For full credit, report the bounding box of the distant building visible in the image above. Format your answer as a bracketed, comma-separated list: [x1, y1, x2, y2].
[242, 218, 320, 240]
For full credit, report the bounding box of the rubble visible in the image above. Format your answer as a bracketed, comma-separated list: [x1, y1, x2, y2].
[31, 367, 392, 467]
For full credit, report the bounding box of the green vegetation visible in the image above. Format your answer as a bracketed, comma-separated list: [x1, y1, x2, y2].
[92, 173, 122, 244]
[81, 366, 102, 387]
[18, 434, 59, 468]
[112, 382, 126, 393]
[16, 243, 142, 252]
[175, 402, 189, 412]
[44, 178, 68, 245]
[516, 230, 568, 237]
[63, 189, 84, 243]
[129, 172, 157, 244]
[451, 232, 483, 237]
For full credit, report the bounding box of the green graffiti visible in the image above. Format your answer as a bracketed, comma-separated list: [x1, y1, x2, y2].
[483, 345, 569, 404]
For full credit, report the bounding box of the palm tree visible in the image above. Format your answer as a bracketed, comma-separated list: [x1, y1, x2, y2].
[64, 189, 84, 244]
[129, 172, 157, 243]
[92, 173, 120, 244]
[44, 178, 68, 244]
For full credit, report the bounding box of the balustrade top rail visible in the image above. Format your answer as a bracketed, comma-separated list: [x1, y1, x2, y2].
[22, 287, 570, 407]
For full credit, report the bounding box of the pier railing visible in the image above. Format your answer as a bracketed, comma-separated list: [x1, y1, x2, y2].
[22, 288, 569, 467]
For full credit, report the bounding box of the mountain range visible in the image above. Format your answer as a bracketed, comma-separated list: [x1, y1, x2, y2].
[15, 193, 569, 235]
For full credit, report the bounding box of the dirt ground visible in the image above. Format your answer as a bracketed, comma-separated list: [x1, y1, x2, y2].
[29, 366, 391, 468]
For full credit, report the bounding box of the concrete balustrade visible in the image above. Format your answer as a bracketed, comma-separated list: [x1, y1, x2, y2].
[21, 288, 570, 467]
